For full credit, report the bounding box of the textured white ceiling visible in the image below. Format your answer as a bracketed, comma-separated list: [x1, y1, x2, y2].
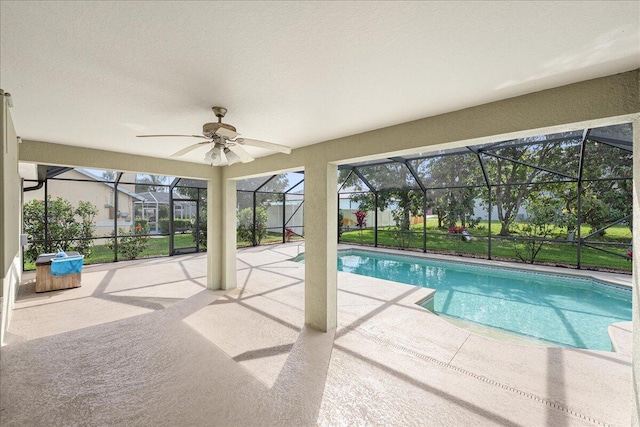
[1, 1, 639, 164]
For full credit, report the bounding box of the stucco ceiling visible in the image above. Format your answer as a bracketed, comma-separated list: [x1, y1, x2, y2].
[1, 1, 639, 165]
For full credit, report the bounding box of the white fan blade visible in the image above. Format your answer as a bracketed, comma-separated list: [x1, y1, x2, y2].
[215, 127, 238, 139]
[137, 134, 208, 139]
[227, 145, 255, 163]
[237, 138, 291, 154]
[170, 141, 210, 157]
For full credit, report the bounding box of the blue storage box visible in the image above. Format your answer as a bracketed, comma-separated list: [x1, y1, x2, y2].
[50, 255, 84, 276]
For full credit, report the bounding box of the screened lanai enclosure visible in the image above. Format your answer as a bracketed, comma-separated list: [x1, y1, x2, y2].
[236, 171, 305, 246]
[338, 123, 633, 272]
[20, 166, 307, 269]
[22, 169, 208, 269]
[20, 123, 632, 273]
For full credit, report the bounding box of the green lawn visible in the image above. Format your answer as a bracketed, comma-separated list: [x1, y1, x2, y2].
[341, 221, 632, 272]
[24, 231, 305, 270]
[24, 223, 631, 273]
[236, 231, 303, 247]
[23, 234, 199, 271]
[407, 219, 631, 242]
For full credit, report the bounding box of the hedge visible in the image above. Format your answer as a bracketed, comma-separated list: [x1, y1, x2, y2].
[158, 218, 192, 234]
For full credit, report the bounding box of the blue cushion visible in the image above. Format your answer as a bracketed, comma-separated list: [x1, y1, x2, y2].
[50, 255, 84, 276]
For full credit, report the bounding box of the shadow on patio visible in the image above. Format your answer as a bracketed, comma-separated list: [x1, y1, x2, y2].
[0, 244, 631, 426]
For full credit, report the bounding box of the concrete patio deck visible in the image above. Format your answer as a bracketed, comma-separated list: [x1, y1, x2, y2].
[0, 243, 632, 426]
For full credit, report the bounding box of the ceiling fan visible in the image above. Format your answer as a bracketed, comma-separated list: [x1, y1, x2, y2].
[136, 107, 291, 166]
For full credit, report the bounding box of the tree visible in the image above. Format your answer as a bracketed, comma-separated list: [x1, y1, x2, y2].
[580, 138, 632, 233]
[428, 187, 479, 229]
[514, 196, 563, 264]
[237, 206, 268, 245]
[74, 201, 99, 257]
[174, 184, 206, 200]
[102, 171, 116, 182]
[418, 154, 482, 229]
[580, 195, 612, 235]
[192, 205, 207, 250]
[339, 163, 424, 232]
[546, 137, 632, 235]
[237, 174, 290, 207]
[135, 174, 169, 193]
[482, 137, 574, 236]
[23, 197, 98, 261]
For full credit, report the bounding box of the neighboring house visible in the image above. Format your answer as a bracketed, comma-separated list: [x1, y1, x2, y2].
[23, 168, 145, 238]
[134, 191, 197, 233]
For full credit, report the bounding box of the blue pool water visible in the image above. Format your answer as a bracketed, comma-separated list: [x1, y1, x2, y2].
[297, 250, 632, 351]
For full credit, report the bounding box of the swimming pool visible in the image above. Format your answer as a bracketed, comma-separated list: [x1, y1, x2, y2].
[296, 249, 632, 351]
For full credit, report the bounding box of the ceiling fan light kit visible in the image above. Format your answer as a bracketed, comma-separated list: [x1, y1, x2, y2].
[224, 147, 242, 165]
[204, 144, 223, 166]
[137, 106, 291, 166]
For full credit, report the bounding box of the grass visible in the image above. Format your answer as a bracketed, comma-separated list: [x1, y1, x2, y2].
[341, 221, 632, 272]
[406, 219, 632, 242]
[236, 231, 303, 247]
[24, 231, 303, 270]
[23, 223, 631, 273]
[23, 234, 199, 271]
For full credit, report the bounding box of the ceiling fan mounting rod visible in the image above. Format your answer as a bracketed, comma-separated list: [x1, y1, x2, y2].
[212, 106, 227, 121]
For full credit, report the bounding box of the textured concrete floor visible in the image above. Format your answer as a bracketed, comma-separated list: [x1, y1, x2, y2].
[0, 244, 632, 426]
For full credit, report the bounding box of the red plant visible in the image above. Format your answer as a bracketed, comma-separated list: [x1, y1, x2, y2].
[354, 210, 367, 228]
[135, 225, 142, 232]
[448, 225, 467, 234]
[285, 228, 295, 241]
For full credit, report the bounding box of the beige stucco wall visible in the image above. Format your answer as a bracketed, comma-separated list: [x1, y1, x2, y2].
[1, 90, 22, 346]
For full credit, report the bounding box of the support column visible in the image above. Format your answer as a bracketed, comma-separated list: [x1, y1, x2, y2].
[207, 177, 220, 290]
[222, 178, 237, 290]
[304, 162, 338, 332]
[632, 115, 640, 426]
[207, 171, 237, 290]
[207, 168, 224, 289]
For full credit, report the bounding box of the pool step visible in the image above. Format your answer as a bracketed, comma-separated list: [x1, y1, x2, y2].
[608, 321, 632, 357]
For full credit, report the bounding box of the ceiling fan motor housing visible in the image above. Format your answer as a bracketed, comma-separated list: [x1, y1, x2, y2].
[202, 122, 237, 138]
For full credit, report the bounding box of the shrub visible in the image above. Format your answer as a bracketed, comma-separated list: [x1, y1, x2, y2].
[158, 205, 170, 220]
[237, 206, 268, 245]
[107, 218, 150, 260]
[23, 197, 98, 261]
[192, 207, 207, 250]
[158, 219, 169, 234]
[174, 219, 192, 232]
[158, 218, 192, 234]
[581, 196, 610, 235]
[285, 228, 295, 242]
[73, 201, 99, 257]
[354, 210, 367, 228]
[514, 197, 562, 264]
